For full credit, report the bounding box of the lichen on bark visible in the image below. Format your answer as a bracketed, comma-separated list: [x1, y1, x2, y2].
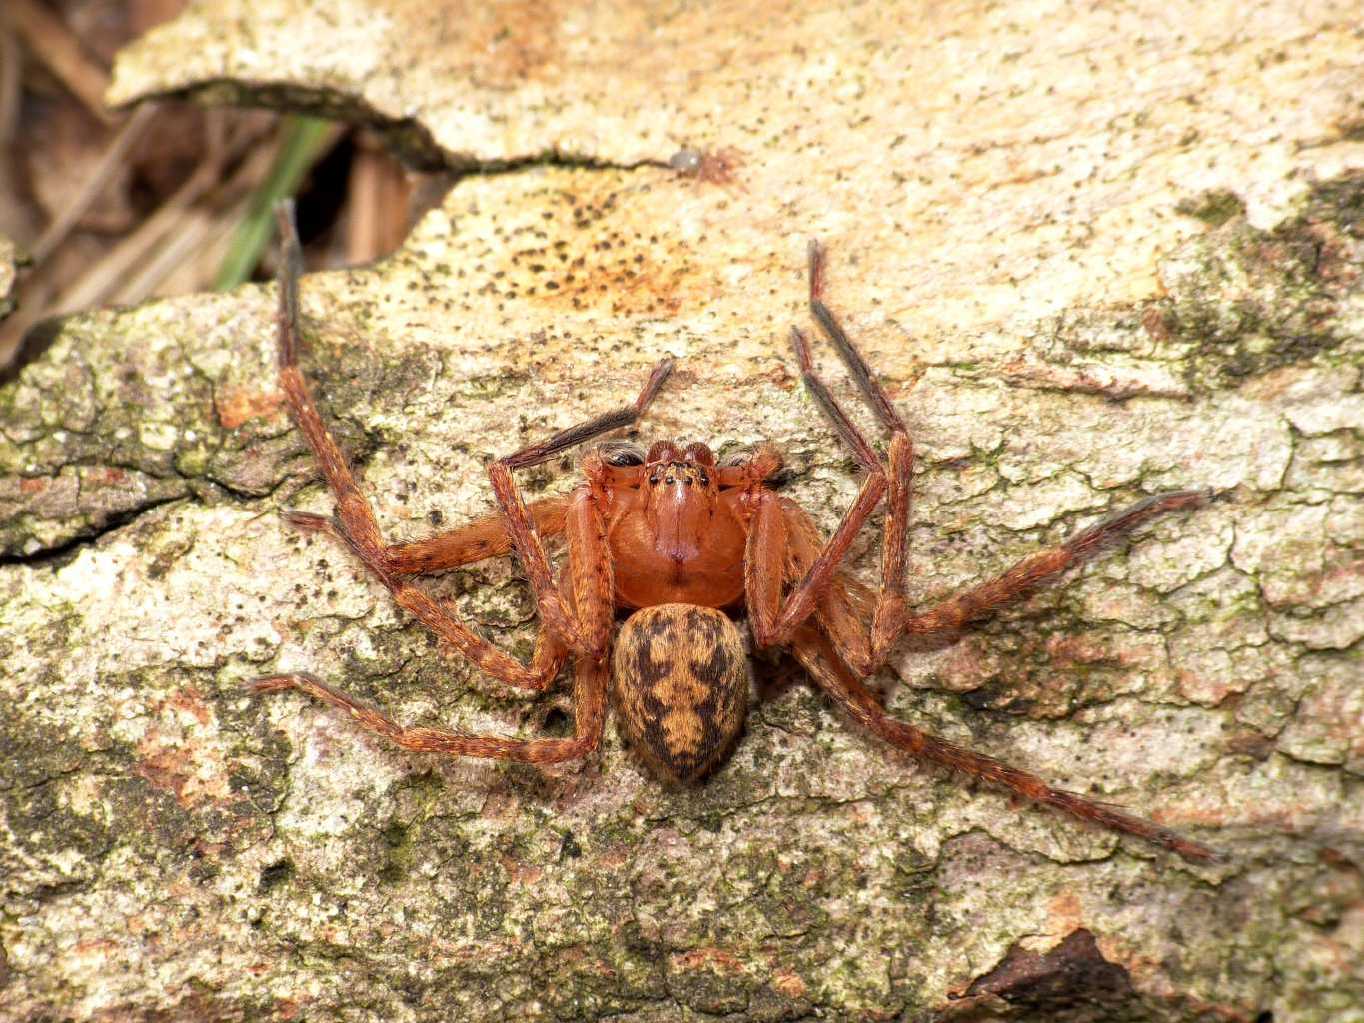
[0, 235, 19, 325]
[3, 2, 1363, 1021]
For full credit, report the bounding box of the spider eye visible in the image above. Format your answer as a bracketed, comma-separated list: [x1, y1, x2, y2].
[601, 443, 646, 467]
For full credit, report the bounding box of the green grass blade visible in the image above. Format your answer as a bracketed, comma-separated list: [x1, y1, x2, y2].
[214, 116, 334, 290]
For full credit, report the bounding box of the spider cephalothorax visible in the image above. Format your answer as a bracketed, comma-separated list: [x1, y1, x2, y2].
[252, 201, 1218, 862]
[592, 438, 778, 609]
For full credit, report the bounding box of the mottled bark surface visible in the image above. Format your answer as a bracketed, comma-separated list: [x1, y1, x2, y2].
[4, 2, 1363, 1020]
[0, 235, 18, 325]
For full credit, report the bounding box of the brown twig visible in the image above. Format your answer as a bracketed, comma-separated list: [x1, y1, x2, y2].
[4, 0, 117, 126]
[345, 130, 411, 263]
[32, 103, 159, 262]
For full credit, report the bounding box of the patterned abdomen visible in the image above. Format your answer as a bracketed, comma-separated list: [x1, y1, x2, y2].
[611, 604, 751, 783]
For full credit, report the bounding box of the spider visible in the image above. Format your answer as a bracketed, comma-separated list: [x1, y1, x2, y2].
[250, 201, 1217, 864]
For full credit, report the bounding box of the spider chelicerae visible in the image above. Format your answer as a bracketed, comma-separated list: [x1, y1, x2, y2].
[251, 202, 1216, 863]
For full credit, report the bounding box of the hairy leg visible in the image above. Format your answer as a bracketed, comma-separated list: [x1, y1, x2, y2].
[778, 239, 1210, 671]
[480, 357, 671, 657]
[746, 240, 912, 659]
[282, 498, 570, 577]
[249, 652, 607, 764]
[789, 624, 1219, 863]
[267, 200, 571, 690]
[483, 358, 672, 658]
[898, 490, 1212, 639]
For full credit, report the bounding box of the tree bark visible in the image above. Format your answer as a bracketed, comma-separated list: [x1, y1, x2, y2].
[2, 1, 1361, 1019]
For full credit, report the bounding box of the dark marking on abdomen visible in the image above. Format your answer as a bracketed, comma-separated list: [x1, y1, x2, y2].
[611, 604, 751, 783]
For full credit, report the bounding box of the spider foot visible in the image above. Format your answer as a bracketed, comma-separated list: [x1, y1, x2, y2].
[246, 673, 410, 747]
[280, 508, 397, 579]
[1055, 790, 1225, 864]
[281, 509, 337, 535]
[245, 673, 316, 696]
[1064, 488, 1212, 560]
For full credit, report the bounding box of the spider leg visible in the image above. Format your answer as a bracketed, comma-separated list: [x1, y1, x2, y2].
[788, 624, 1219, 863]
[746, 241, 912, 655]
[776, 496, 876, 672]
[266, 200, 572, 692]
[248, 650, 606, 764]
[745, 467, 886, 650]
[484, 354, 671, 659]
[281, 498, 572, 577]
[898, 489, 1213, 639]
[785, 240, 1210, 669]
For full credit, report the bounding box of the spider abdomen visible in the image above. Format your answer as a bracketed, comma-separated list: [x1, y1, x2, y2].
[611, 604, 751, 784]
